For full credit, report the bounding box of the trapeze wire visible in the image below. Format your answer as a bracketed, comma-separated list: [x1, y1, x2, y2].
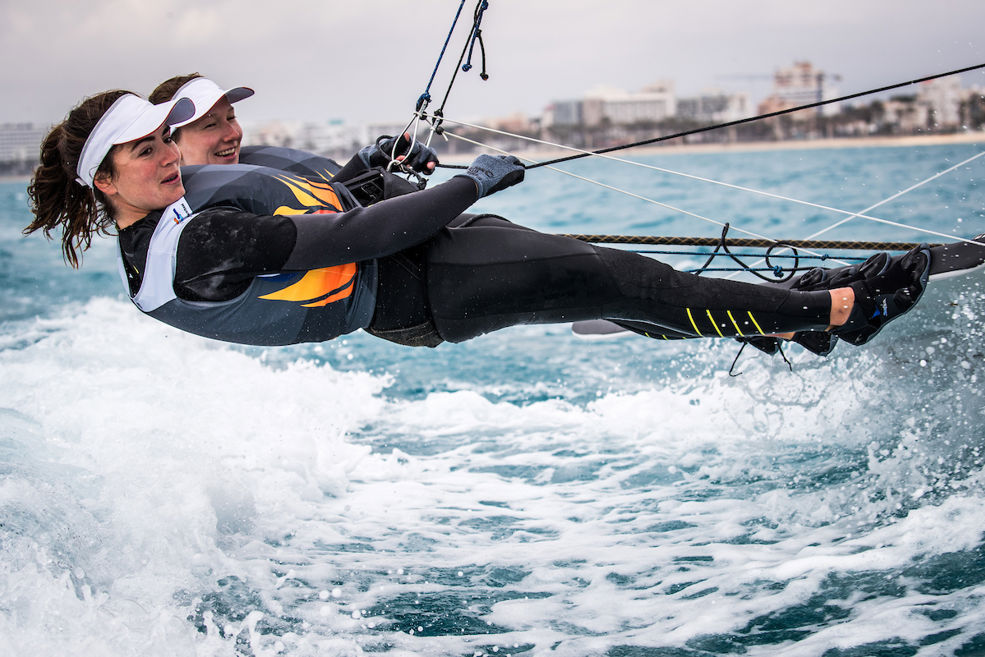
[410, 1, 985, 268]
[439, 116, 985, 246]
[440, 128, 846, 265]
[724, 149, 985, 278]
[435, 116, 985, 256]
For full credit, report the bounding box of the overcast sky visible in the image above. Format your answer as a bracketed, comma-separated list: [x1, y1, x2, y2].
[3, 0, 984, 129]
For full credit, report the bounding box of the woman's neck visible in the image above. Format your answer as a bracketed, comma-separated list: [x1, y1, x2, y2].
[116, 215, 147, 230]
[116, 213, 145, 230]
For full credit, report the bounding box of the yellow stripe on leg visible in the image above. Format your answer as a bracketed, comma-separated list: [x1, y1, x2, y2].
[747, 311, 766, 335]
[685, 308, 703, 336]
[726, 310, 744, 337]
[705, 310, 724, 337]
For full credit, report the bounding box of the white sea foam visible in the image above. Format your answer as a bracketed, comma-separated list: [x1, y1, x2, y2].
[3, 144, 985, 655]
[2, 288, 984, 656]
[0, 298, 390, 654]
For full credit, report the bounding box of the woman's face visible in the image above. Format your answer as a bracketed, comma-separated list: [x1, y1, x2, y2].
[175, 97, 243, 165]
[95, 127, 184, 227]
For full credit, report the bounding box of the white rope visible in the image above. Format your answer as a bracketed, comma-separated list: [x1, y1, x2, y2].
[389, 112, 429, 173]
[442, 129, 839, 261]
[802, 149, 985, 242]
[441, 117, 872, 219]
[438, 116, 985, 249]
[723, 149, 985, 278]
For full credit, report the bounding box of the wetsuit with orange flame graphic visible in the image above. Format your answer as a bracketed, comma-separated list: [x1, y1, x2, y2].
[239, 144, 422, 206]
[119, 162, 837, 348]
[117, 163, 477, 345]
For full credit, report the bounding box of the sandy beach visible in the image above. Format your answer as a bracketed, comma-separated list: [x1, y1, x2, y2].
[453, 130, 985, 164]
[4, 132, 984, 183]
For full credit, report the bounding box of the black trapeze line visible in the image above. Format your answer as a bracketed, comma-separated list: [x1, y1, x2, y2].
[417, 0, 468, 112]
[431, 0, 491, 131]
[688, 224, 802, 283]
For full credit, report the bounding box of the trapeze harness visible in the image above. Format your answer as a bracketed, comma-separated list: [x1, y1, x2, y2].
[117, 163, 837, 348]
[239, 144, 424, 207]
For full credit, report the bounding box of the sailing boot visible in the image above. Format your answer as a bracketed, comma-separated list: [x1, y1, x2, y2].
[778, 251, 893, 356]
[831, 244, 931, 346]
[778, 252, 891, 292]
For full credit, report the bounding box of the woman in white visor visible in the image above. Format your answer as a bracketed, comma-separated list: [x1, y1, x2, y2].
[26, 90, 193, 264]
[24, 90, 929, 354]
[149, 74, 253, 166]
[149, 73, 438, 193]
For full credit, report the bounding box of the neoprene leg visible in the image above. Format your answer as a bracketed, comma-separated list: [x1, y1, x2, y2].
[425, 224, 832, 343]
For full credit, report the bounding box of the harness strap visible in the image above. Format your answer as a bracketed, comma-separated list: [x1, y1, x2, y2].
[117, 197, 195, 312]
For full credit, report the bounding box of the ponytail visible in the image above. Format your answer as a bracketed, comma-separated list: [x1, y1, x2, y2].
[24, 90, 130, 268]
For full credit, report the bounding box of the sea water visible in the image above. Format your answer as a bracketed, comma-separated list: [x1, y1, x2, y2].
[1, 143, 984, 656]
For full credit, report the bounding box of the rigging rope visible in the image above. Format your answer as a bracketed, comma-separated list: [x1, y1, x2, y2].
[461, 1, 490, 78]
[414, 0, 492, 139]
[405, 4, 984, 366]
[416, 0, 469, 113]
[441, 127, 842, 257]
[441, 124, 985, 249]
[438, 116, 985, 245]
[552, 235, 942, 250]
[409, 4, 985, 277]
[798, 150, 985, 243]
[390, 0, 490, 170]
[722, 149, 985, 278]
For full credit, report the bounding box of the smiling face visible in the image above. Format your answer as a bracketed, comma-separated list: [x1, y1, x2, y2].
[174, 97, 243, 165]
[94, 126, 184, 228]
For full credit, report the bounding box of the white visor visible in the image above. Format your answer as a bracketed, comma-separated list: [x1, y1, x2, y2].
[76, 94, 195, 187]
[170, 78, 254, 129]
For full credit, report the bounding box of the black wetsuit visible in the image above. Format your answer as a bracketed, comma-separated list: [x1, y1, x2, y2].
[118, 164, 833, 348]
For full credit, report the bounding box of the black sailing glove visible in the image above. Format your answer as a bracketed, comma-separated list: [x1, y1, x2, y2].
[456, 154, 525, 198]
[358, 133, 439, 174]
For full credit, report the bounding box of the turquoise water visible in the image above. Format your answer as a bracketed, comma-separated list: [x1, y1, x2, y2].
[2, 143, 985, 656]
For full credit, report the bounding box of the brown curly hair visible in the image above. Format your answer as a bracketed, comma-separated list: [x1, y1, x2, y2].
[24, 90, 132, 268]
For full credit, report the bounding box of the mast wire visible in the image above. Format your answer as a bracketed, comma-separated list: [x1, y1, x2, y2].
[441, 123, 985, 249]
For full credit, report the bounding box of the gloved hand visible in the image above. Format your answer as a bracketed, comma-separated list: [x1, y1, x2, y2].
[457, 154, 525, 198]
[358, 133, 439, 174]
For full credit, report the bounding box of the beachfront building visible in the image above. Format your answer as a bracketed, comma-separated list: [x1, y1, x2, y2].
[0, 123, 47, 175]
[544, 83, 677, 129]
[296, 120, 362, 155]
[540, 82, 677, 148]
[960, 85, 985, 131]
[581, 81, 677, 127]
[543, 100, 583, 127]
[244, 120, 296, 148]
[241, 119, 365, 161]
[918, 76, 963, 129]
[758, 61, 841, 117]
[0, 123, 47, 163]
[877, 98, 931, 134]
[676, 91, 750, 123]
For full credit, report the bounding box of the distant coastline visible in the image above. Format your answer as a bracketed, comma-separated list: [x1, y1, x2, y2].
[4, 132, 984, 184]
[446, 131, 985, 164]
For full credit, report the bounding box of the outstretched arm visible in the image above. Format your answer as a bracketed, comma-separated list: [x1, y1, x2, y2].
[173, 154, 525, 301]
[283, 176, 477, 267]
